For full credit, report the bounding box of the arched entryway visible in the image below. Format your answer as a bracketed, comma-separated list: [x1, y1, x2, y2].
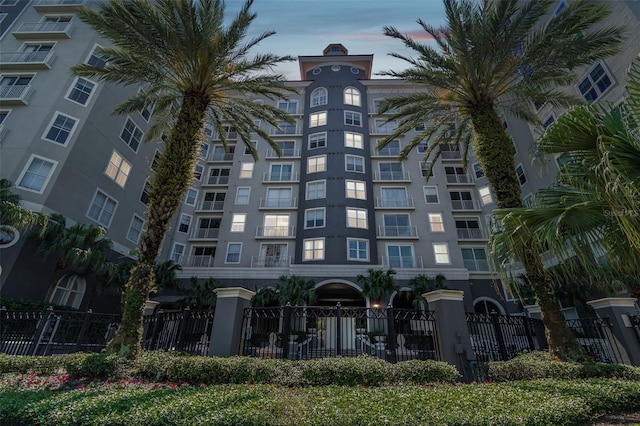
[314, 280, 365, 307]
[473, 297, 505, 314]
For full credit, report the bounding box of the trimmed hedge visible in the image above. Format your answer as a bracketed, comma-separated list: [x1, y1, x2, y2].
[486, 351, 640, 382]
[0, 353, 127, 380]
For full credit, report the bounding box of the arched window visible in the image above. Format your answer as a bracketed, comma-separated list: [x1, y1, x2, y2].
[49, 275, 86, 309]
[310, 87, 327, 107]
[344, 87, 361, 106]
[473, 297, 505, 314]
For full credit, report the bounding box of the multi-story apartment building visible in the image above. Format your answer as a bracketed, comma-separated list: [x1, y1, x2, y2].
[1, 0, 638, 315]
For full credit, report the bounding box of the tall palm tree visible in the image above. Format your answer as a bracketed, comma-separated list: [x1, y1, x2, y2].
[491, 57, 640, 300]
[275, 275, 317, 306]
[357, 269, 398, 306]
[73, 0, 294, 357]
[378, 0, 623, 361]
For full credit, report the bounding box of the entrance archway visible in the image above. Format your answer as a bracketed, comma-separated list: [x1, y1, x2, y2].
[314, 280, 365, 307]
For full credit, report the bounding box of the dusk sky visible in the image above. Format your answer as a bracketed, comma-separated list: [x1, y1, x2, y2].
[226, 0, 448, 79]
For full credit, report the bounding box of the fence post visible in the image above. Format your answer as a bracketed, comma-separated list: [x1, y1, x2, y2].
[209, 287, 255, 356]
[30, 306, 55, 356]
[148, 309, 165, 351]
[386, 304, 397, 364]
[336, 303, 342, 357]
[282, 303, 292, 359]
[587, 297, 640, 366]
[175, 307, 191, 352]
[521, 316, 535, 351]
[490, 311, 508, 361]
[74, 309, 93, 353]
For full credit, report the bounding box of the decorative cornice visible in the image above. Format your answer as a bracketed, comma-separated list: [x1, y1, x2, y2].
[214, 287, 255, 301]
[587, 297, 638, 310]
[423, 289, 465, 303]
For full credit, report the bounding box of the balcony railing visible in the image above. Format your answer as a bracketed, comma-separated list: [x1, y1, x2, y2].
[181, 255, 215, 268]
[377, 226, 419, 238]
[456, 228, 485, 240]
[262, 172, 299, 183]
[255, 226, 296, 238]
[446, 174, 472, 184]
[373, 171, 410, 181]
[371, 149, 401, 157]
[375, 197, 415, 209]
[451, 200, 478, 211]
[205, 176, 230, 185]
[33, 0, 85, 12]
[440, 151, 462, 160]
[464, 259, 490, 272]
[266, 148, 300, 158]
[199, 200, 225, 211]
[250, 256, 291, 268]
[370, 125, 397, 134]
[269, 125, 301, 136]
[13, 21, 73, 39]
[190, 228, 220, 240]
[0, 85, 33, 105]
[259, 198, 297, 209]
[0, 51, 55, 70]
[209, 152, 234, 162]
[382, 256, 423, 269]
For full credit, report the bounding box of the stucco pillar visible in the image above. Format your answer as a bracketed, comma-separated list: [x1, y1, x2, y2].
[587, 297, 640, 366]
[143, 300, 160, 316]
[209, 287, 255, 357]
[424, 289, 475, 381]
[523, 304, 542, 320]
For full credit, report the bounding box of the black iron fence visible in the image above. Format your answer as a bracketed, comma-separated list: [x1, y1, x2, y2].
[142, 307, 214, 355]
[466, 312, 624, 363]
[0, 307, 119, 356]
[239, 304, 440, 363]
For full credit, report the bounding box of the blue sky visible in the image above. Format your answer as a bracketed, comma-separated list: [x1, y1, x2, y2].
[226, 0, 448, 79]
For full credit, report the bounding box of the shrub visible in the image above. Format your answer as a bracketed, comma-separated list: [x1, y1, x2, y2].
[392, 359, 460, 384]
[297, 356, 389, 386]
[0, 354, 64, 375]
[62, 352, 127, 380]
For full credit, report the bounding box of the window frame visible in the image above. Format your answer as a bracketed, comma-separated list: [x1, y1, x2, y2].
[343, 87, 361, 106]
[433, 243, 451, 265]
[235, 186, 251, 205]
[478, 186, 493, 205]
[65, 76, 97, 106]
[230, 213, 246, 232]
[309, 111, 327, 128]
[303, 237, 325, 261]
[346, 207, 368, 229]
[310, 87, 328, 107]
[428, 213, 445, 233]
[16, 154, 58, 194]
[345, 154, 365, 173]
[308, 132, 327, 150]
[104, 150, 131, 188]
[225, 242, 243, 264]
[306, 179, 326, 200]
[119, 116, 143, 153]
[177, 213, 191, 234]
[307, 154, 326, 173]
[185, 188, 198, 206]
[304, 207, 325, 229]
[344, 111, 362, 127]
[345, 179, 366, 200]
[424, 186, 439, 204]
[344, 131, 363, 149]
[347, 238, 369, 261]
[126, 214, 145, 244]
[41, 111, 79, 146]
[239, 162, 254, 178]
[86, 188, 118, 228]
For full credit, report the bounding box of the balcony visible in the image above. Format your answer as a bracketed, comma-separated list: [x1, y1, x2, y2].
[371, 149, 401, 158]
[197, 200, 225, 212]
[375, 197, 415, 209]
[208, 152, 234, 162]
[0, 51, 55, 70]
[440, 150, 462, 160]
[13, 21, 74, 39]
[382, 256, 423, 269]
[446, 174, 473, 184]
[269, 125, 301, 136]
[373, 171, 410, 182]
[377, 226, 419, 239]
[451, 200, 479, 211]
[190, 228, 220, 240]
[0, 85, 33, 106]
[266, 147, 300, 159]
[259, 197, 297, 209]
[251, 256, 291, 268]
[262, 172, 299, 183]
[33, 0, 85, 13]
[456, 228, 485, 240]
[181, 255, 214, 268]
[204, 176, 230, 186]
[255, 226, 296, 238]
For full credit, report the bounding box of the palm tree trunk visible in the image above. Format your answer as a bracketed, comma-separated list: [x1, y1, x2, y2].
[470, 102, 587, 361]
[107, 93, 210, 358]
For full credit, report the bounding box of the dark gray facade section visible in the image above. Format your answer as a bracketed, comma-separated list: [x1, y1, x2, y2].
[0, 0, 28, 38]
[295, 65, 378, 265]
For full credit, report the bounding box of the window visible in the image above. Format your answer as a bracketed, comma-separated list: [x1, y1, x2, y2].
[429, 213, 444, 232]
[178, 214, 191, 234]
[523, 193, 533, 208]
[578, 63, 613, 102]
[269, 163, 293, 181]
[16, 155, 56, 193]
[343, 87, 361, 106]
[120, 117, 143, 152]
[383, 214, 411, 237]
[170, 243, 185, 264]
[379, 162, 404, 180]
[310, 87, 327, 107]
[225, 243, 242, 263]
[200, 143, 210, 159]
[276, 141, 296, 157]
[344, 132, 363, 149]
[344, 111, 362, 126]
[387, 244, 414, 268]
[462, 248, 489, 271]
[194, 164, 204, 181]
[345, 155, 364, 173]
[0, 109, 9, 126]
[263, 214, 290, 236]
[345, 180, 366, 199]
[420, 161, 434, 178]
[0, 75, 32, 95]
[274, 121, 297, 135]
[433, 243, 450, 264]
[260, 243, 289, 267]
[308, 132, 326, 149]
[140, 101, 152, 122]
[381, 187, 409, 208]
[307, 155, 326, 173]
[239, 162, 254, 178]
[43, 112, 78, 145]
[347, 239, 368, 261]
[207, 167, 230, 185]
[478, 186, 493, 205]
[191, 246, 215, 267]
[440, 142, 461, 159]
[373, 99, 398, 114]
[306, 180, 326, 200]
[87, 189, 117, 227]
[244, 140, 257, 155]
[185, 188, 198, 206]
[127, 215, 144, 244]
[374, 119, 396, 134]
[542, 114, 555, 129]
[66, 77, 96, 106]
[150, 151, 160, 172]
[236, 187, 250, 205]
[211, 145, 234, 161]
[231, 213, 246, 232]
[424, 186, 439, 204]
[303, 238, 324, 261]
[445, 166, 470, 184]
[278, 100, 298, 114]
[204, 122, 213, 138]
[377, 139, 400, 156]
[20, 43, 53, 61]
[49, 275, 85, 309]
[305, 208, 325, 229]
[139, 181, 151, 205]
[86, 45, 106, 67]
[515, 164, 527, 185]
[450, 191, 475, 210]
[309, 111, 327, 127]
[201, 191, 225, 210]
[346, 208, 367, 229]
[456, 217, 482, 239]
[472, 162, 485, 179]
[104, 151, 131, 187]
[417, 140, 427, 153]
[221, 125, 238, 139]
[266, 187, 292, 207]
[195, 217, 220, 239]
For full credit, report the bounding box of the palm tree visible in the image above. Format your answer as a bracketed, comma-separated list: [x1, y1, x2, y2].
[357, 269, 398, 306]
[491, 57, 640, 301]
[403, 273, 447, 310]
[275, 275, 317, 306]
[0, 179, 48, 230]
[73, 0, 294, 357]
[378, 0, 623, 361]
[252, 286, 279, 308]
